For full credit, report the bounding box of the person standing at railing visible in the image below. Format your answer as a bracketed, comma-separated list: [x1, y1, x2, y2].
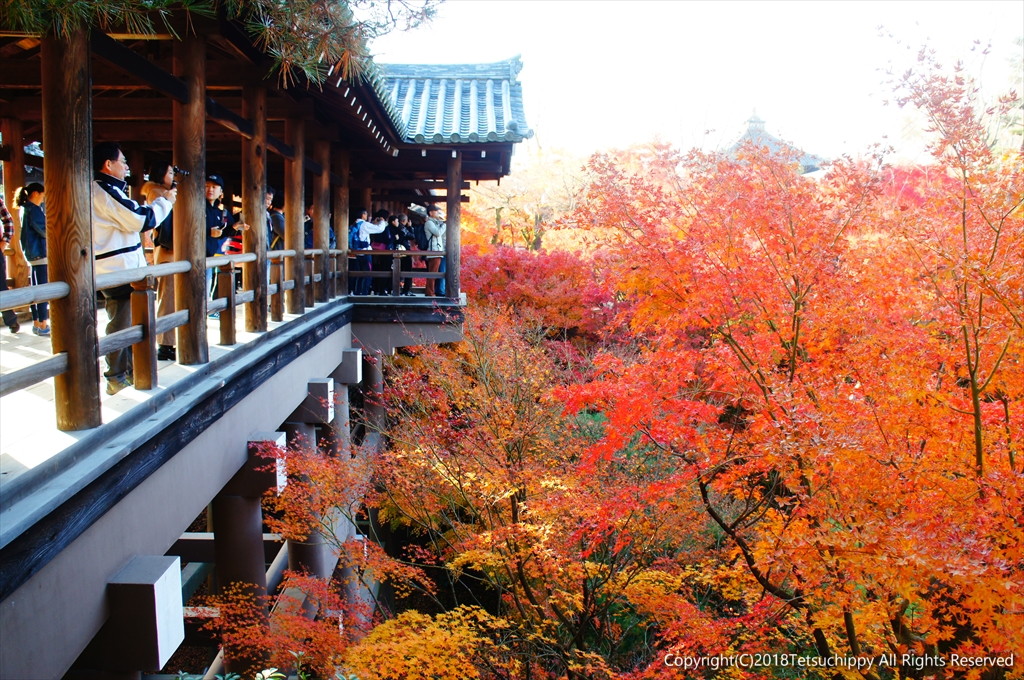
[424, 204, 446, 297]
[93, 142, 175, 396]
[16, 183, 49, 336]
[204, 174, 231, 302]
[371, 213, 397, 296]
[141, 161, 177, 362]
[267, 188, 285, 250]
[395, 212, 416, 296]
[0, 196, 20, 334]
[349, 208, 385, 296]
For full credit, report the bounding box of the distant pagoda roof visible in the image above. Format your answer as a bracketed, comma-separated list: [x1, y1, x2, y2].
[378, 56, 533, 145]
[727, 114, 824, 173]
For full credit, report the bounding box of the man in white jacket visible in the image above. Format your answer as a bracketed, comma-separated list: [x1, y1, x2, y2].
[93, 142, 176, 395]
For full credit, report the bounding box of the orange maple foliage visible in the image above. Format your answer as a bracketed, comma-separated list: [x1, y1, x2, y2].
[556, 52, 1023, 678]
[203, 51, 1022, 680]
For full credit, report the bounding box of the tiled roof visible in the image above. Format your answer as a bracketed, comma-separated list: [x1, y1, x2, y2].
[728, 115, 824, 173]
[378, 57, 533, 145]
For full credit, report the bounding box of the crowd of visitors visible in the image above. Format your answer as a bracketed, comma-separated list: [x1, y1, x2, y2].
[347, 205, 446, 297]
[1, 141, 451, 394]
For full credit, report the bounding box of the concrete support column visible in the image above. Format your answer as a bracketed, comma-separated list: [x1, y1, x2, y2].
[363, 349, 387, 436]
[283, 421, 327, 577]
[210, 432, 284, 674]
[329, 349, 362, 459]
[211, 495, 266, 593]
[210, 433, 286, 593]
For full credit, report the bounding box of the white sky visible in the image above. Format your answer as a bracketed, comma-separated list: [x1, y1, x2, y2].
[371, 0, 1023, 166]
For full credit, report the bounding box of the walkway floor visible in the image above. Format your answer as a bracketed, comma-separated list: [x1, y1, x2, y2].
[0, 310, 294, 487]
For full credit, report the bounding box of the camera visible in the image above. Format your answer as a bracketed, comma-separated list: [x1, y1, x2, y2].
[171, 165, 190, 189]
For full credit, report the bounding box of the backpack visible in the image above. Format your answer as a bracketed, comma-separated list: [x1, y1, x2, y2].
[349, 224, 368, 250]
[413, 222, 428, 251]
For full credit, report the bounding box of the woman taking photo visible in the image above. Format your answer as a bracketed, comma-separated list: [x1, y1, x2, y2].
[141, 161, 177, 361]
[17, 183, 49, 336]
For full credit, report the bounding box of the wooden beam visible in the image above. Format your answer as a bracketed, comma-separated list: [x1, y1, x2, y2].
[242, 85, 268, 332]
[173, 34, 209, 364]
[284, 116, 305, 313]
[0, 55, 263, 91]
[377, 192, 470, 204]
[89, 30, 189, 102]
[351, 179, 470, 190]
[207, 96, 254, 139]
[266, 133, 293, 160]
[446, 151, 462, 301]
[2, 96, 299, 122]
[42, 30, 102, 430]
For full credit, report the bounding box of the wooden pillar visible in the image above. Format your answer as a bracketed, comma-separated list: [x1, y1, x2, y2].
[127, 148, 145, 192]
[172, 35, 208, 364]
[1, 117, 31, 288]
[284, 117, 305, 313]
[332, 150, 350, 297]
[242, 85, 268, 332]
[445, 151, 462, 300]
[313, 140, 330, 303]
[41, 31, 102, 430]
[359, 185, 372, 217]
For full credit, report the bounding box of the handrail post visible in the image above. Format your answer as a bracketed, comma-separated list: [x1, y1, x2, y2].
[130, 275, 158, 390]
[269, 257, 283, 322]
[392, 253, 402, 296]
[305, 252, 315, 303]
[42, 30, 101, 430]
[217, 264, 236, 346]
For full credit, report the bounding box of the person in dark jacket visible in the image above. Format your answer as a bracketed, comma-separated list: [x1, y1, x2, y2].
[369, 210, 394, 295]
[17, 183, 49, 336]
[267, 189, 285, 250]
[204, 174, 234, 298]
[394, 212, 416, 295]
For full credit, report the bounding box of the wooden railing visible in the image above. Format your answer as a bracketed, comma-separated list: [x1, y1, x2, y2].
[0, 245, 456, 427]
[346, 249, 445, 294]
